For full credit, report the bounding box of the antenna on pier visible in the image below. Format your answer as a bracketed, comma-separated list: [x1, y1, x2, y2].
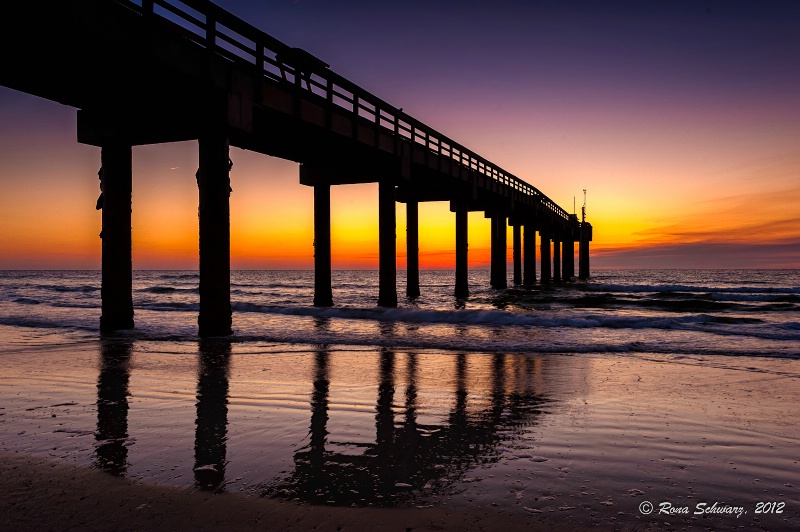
[582, 189, 587, 223]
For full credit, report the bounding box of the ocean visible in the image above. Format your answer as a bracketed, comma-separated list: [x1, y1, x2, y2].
[1, 269, 798, 357]
[1, 269, 798, 528]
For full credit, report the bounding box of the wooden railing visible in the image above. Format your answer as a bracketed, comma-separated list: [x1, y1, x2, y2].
[123, 0, 572, 223]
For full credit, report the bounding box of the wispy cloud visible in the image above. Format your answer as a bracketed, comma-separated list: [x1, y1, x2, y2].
[595, 239, 800, 269]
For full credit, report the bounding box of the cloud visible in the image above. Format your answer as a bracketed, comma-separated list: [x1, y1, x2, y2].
[594, 239, 800, 269]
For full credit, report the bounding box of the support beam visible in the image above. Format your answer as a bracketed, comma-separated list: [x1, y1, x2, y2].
[540, 231, 551, 283]
[406, 200, 420, 298]
[378, 179, 397, 307]
[99, 144, 134, 332]
[455, 203, 469, 298]
[523, 223, 536, 287]
[563, 239, 575, 281]
[313, 184, 333, 306]
[197, 134, 232, 336]
[490, 214, 507, 289]
[553, 238, 562, 282]
[512, 224, 522, 286]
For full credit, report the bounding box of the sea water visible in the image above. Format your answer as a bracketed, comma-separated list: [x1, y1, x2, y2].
[0, 269, 798, 357]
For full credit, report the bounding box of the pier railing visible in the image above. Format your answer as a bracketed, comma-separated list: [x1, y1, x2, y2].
[124, 0, 571, 223]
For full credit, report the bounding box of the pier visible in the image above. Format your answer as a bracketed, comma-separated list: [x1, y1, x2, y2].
[0, 0, 592, 336]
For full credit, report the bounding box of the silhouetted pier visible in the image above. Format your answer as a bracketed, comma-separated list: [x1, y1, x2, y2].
[0, 0, 592, 336]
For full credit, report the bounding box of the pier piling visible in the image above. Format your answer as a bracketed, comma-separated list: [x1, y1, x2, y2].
[540, 231, 551, 283]
[579, 222, 592, 280]
[490, 215, 507, 289]
[513, 224, 522, 286]
[563, 239, 575, 280]
[313, 184, 333, 307]
[197, 133, 233, 337]
[378, 179, 397, 307]
[99, 144, 134, 332]
[455, 203, 469, 298]
[553, 238, 562, 282]
[406, 200, 420, 299]
[523, 223, 536, 287]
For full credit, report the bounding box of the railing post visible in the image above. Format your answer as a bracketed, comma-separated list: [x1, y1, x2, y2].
[374, 104, 380, 147]
[352, 95, 359, 139]
[205, 16, 216, 49]
[325, 78, 333, 130]
[255, 43, 264, 72]
[253, 42, 265, 104]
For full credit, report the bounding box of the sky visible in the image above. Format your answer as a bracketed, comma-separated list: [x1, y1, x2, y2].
[1, 0, 799, 269]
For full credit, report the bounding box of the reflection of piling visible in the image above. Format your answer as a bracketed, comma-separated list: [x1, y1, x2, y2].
[452, 353, 468, 427]
[270, 349, 553, 506]
[404, 353, 418, 429]
[313, 315, 331, 334]
[194, 339, 231, 491]
[491, 353, 507, 419]
[375, 349, 396, 491]
[309, 351, 330, 473]
[95, 340, 132, 476]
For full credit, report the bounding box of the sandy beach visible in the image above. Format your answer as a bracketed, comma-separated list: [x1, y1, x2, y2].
[2, 449, 578, 531]
[1, 337, 798, 530]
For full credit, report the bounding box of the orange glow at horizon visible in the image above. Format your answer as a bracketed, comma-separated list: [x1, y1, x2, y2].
[1, 93, 799, 270]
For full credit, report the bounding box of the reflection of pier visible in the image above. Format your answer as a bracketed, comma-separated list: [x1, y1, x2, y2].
[267, 351, 549, 506]
[94, 340, 133, 476]
[94, 338, 232, 489]
[92, 341, 552, 504]
[0, 0, 591, 337]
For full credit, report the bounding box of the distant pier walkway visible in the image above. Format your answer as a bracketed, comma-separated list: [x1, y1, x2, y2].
[0, 0, 592, 336]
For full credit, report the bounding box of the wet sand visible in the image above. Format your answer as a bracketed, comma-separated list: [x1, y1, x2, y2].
[1, 450, 574, 531]
[1, 340, 798, 530]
